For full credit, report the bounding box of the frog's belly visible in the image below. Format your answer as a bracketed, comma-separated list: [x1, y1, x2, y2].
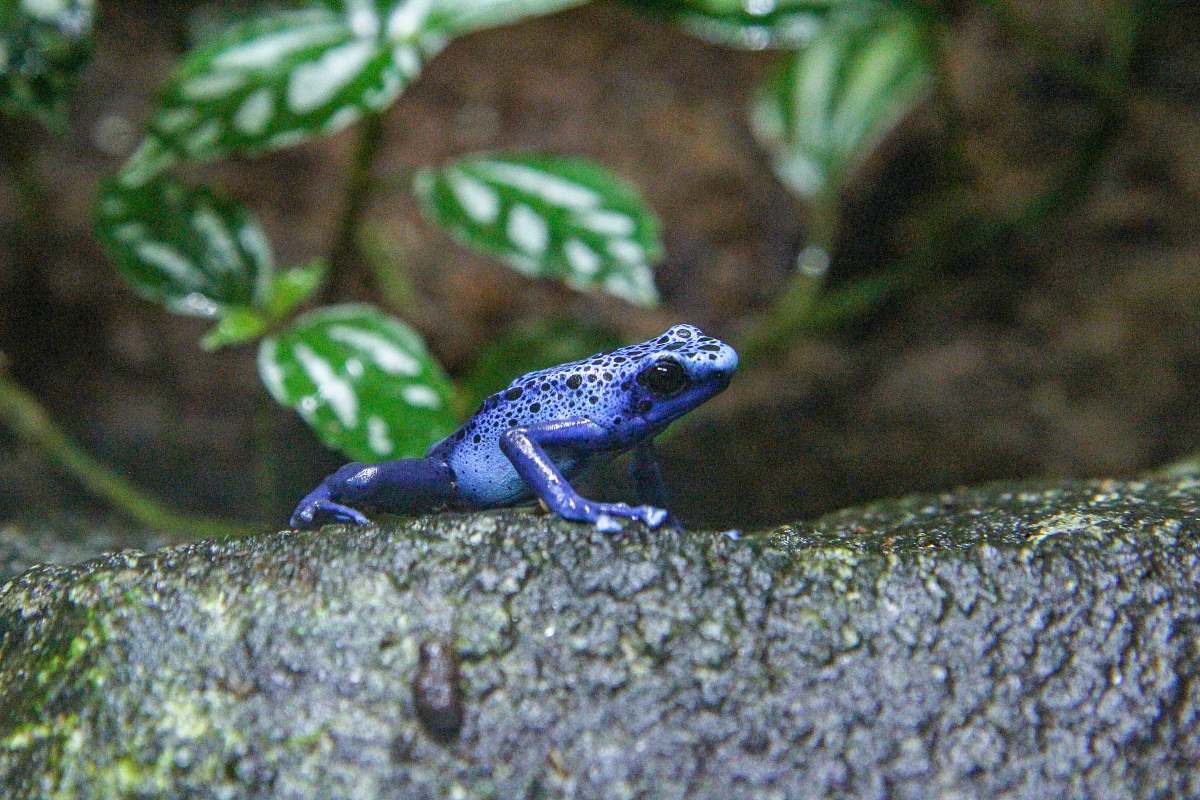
[449, 445, 602, 508]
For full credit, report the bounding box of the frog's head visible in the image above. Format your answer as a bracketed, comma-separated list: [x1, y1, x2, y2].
[625, 324, 738, 430]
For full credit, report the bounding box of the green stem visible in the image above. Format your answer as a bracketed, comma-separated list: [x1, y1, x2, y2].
[327, 112, 386, 298]
[740, 191, 840, 360]
[738, 1, 1140, 361]
[357, 222, 419, 312]
[0, 360, 255, 539]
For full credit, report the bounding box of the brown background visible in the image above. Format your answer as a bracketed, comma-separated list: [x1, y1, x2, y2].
[1, 0, 1198, 530]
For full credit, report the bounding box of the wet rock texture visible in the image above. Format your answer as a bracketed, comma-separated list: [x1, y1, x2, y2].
[1, 475, 1198, 799]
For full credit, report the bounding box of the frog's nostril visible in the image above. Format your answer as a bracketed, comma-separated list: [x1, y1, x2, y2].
[726, 347, 740, 372]
[712, 346, 739, 376]
[697, 347, 737, 386]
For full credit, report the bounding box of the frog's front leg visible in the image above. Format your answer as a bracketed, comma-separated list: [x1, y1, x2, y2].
[630, 439, 669, 508]
[500, 419, 669, 533]
[630, 440, 682, 529]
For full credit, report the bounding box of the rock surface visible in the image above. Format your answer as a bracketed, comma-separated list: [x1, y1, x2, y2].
[1, 475, 1198, 799]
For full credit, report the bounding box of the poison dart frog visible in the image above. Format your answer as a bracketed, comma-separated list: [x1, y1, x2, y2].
[290, 324, 738, 533]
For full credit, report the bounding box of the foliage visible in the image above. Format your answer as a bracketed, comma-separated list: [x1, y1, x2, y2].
[96, 177, 274, 318]
[629, 0, 936, 353]
[414, 154, 663, 306]
[0, 0, 95, 129]
[134, 6, 439, 175]
[90, 0, 666, 464]
[425, 0, 588, 37]
[259, 305, 458, 461]
[624, 0, 841, 50]
[750, 6, 932, 200]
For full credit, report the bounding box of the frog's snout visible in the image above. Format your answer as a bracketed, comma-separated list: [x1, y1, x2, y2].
[695, 342, 738, 389]
[714, 344, 739, 379]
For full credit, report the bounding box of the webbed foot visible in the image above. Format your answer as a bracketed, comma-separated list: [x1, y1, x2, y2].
[573, 502, 669, 534]
[290, 499, 372, 529]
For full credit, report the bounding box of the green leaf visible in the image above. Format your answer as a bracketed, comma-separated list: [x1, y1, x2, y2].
[625, 0, 842, 50]
[123, 3, 442, 181]
[258, 304, 458, 461]
[201, 259, 327, 351]
[424, 0, 587, 37]
[0, 0, 95, 128]
[413, 153, 664, 306]
[182, 2, 297, 50]
[96, 177, 273, 318]
[266, 258, 327, 318]
[750, 6, 932, 199]
[458, 317, 623, 411]
[201, 307, 270, 351]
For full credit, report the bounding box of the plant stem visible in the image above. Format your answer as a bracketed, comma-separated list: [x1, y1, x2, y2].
[740, 191, 840, 359]
[0, 361, 255, 538]
[738, 1, 1140, 361]
[327, 112, 386, 299]
[357, 222, 419, 312]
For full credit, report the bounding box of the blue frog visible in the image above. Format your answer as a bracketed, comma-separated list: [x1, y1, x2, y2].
[290, 324, 738, 533]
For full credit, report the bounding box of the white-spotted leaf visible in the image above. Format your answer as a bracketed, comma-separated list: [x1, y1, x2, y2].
[628, 0, 842, 50]
[96, 177, 272, 318]
[0, 0, 95, 128]
[122, 2, 442, 181]
[259, 304, 458, 461]
[413, 154, 663, 306]
[750, 6, 932, 198]
[424, 0, 586, 37]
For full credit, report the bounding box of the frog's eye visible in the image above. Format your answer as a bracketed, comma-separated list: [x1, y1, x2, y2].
[637, 358, 689, 397]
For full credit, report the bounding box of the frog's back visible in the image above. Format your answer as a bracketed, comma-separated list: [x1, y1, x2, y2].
[429, 324, 732, 507]
[429, 336, 661, 506]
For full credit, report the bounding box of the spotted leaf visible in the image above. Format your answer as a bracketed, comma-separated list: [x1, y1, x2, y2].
[119, 2, 442, 184]
[424, 0, 587, 37]
[750, 6, 932, 199]
[96, 177, 272, 318]
[413, 154, 663, 306]
[625, 0, 843, 50]
[258, 304, 458, 461]
[0, 0, 95, 129]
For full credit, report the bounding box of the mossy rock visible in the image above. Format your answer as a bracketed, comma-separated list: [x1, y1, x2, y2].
[1, 475, 1198, 799]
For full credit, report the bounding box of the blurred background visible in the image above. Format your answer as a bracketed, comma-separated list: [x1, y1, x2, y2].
[1, 0, 1198, 540]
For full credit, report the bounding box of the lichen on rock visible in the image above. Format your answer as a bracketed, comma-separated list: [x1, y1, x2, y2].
[1, 475, 1198, 799]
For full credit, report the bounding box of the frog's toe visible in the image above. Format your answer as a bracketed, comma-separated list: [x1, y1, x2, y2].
[639, 506, 670, 529]
[290, 505, 316, 530]
[594, 513, 625, 534]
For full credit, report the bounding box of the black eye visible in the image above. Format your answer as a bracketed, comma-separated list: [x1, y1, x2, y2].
[637, 359, 688, 397]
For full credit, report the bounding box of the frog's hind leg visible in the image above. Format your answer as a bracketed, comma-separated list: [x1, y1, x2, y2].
[289, 471, 372, 529]
[290, 487, 371, 528]
[290, 458, 457, 530]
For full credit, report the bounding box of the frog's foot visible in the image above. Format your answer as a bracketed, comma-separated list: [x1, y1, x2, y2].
[290, 499, 371, 529]
[660, 511, 685, 532]
[568, 502, 669, 534]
